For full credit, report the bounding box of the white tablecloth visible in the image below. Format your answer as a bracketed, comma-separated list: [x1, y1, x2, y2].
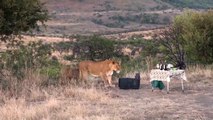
[150, 69, 187, 93]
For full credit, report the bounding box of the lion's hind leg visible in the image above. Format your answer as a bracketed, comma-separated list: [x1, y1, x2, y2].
[82, 71, 89, 81]
[79, 69, 83, 81]
[100, 74, 111, 87]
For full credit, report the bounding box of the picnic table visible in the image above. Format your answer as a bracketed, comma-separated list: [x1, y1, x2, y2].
[150, 69, 187, 93]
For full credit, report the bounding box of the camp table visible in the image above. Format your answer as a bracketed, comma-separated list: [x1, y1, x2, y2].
[150, 69, 187, 93]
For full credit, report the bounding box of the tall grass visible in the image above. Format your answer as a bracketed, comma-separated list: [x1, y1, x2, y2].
[0, 63, 212, 119]
[0, 73, 115, 120]
[187, 65, 213, 85]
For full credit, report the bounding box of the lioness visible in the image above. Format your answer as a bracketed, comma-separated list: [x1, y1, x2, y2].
[79, 59, 121, 86]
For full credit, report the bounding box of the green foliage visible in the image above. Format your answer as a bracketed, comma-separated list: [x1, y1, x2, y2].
[174, 11, 213, 64]
[92, 18, 126, 28]
[162, 16, 170, 24]
[120, 57, 144, 76]
[115, 37, 160, 57]
[54, 41, 73, 53]
[157, 26, 187, 68]
[141, 13, 160, 24]
[1, 41, 52, 79]
[109, 13, 161, 25]
[89, 36, 114, 60]
[73, 35, 115, 60]
[114, 37, 161, 74]
[0, 0, 48, 41]
[39, 59, 61, 86]
[56, 35, 161, 75]
[157, 10, 213, 68]
[92, 13, 165, 28]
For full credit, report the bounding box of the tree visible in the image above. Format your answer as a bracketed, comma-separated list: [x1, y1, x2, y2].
[156, 26, 186, 69]
[0, 0, 48, 42]
[157, 10, 213, 68]
[174, 10, 213, 64]
[0, 0, 48, 81]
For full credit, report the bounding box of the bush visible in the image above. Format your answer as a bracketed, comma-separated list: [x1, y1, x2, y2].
[39, 59, 61, 86]
[72, 35, 115, 61]
[0, 41, 52, 80]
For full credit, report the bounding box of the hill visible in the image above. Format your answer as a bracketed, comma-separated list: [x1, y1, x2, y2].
[38, 0, 212, 36]
[162, 0, 213, 9]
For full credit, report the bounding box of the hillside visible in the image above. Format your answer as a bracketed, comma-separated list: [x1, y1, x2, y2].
[38, 0, 212, 36]
[162, 0, 213, 9]
[43, 0, 171, 12]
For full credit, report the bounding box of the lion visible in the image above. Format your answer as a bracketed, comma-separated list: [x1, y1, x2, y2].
[60, 66, 79, 84]
[79, 59, 121, 86]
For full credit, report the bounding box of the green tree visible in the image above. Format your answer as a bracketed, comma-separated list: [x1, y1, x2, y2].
[0, 0, 48, 42]
[0, 0, 49, 81]
[174, 11, 213, 64]
[158, 10, 213, 68]
[157, 26, 186, 69]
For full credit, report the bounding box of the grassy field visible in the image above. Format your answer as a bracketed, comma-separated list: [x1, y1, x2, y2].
[0, 66, 212, 120]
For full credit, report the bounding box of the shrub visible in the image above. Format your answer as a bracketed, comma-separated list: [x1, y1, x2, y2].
[72, 35, 115, 61]
[1, 41, 52, 80]
[39, 59, 61, 86]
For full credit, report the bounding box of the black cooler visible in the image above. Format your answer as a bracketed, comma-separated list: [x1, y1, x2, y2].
[118, 73, 140, 89]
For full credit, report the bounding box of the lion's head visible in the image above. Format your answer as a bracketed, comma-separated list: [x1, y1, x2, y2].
[109, 60, 121, 73]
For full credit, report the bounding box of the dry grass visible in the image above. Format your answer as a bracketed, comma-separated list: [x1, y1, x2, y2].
[187, 65, 213, 86]
[0, 66, 213, 120]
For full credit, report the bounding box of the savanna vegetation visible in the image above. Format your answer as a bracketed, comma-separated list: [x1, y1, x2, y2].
[92, 13, 169, 28]
[0, 0, 213, 119]
[157, 10, 213, 68]
[162, 0, 213, 9]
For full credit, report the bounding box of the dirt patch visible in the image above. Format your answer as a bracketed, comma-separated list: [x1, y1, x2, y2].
[107, 80, 213, 120]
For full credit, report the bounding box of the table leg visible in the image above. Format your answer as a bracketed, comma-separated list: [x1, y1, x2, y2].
[151, 84, 154, 92]
[167, 81, 169, 94]
[181, 79, 184, 92]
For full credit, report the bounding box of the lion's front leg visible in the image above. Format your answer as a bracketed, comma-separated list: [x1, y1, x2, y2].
[80, 70, 88, 83]
[107, 75, 114, 87]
